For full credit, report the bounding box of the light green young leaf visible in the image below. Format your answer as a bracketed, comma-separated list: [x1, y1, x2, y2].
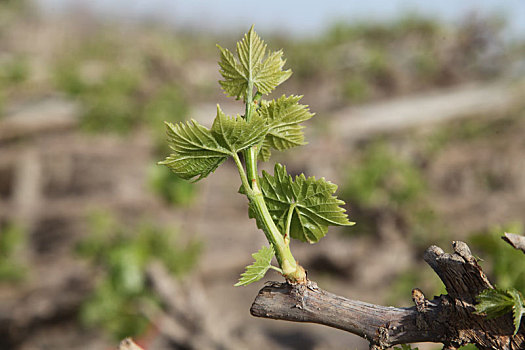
[258, 95, 314, 161]
[508, 289, 525, 335]
[476, 288, 515, 318]
[217, 26, 291, 100]
[476, 287, 525, 334]
[160, 105, 268, 182]
[253, 50, 292, 95]
[236, 25, 266, 80]
[211, 105, 269, 153]
[235, 245, 275, 286]
[259, 143, 272, 163]
[476, 288, 514, 318]
[257, 163, 354, 243]
[159, 120, 230, 182]
[217, 45, 246, 99]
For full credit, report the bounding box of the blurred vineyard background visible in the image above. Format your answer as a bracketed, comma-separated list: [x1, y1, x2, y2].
[1, 1, 525, 349]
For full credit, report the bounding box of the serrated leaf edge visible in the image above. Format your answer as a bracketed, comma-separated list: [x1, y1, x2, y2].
[234, 245, 275, 287]
[217, 26, 291, 99]
[476, 287, 525, 334]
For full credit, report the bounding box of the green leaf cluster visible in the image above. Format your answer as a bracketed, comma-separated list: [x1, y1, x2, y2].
[342, 141, 425, 208]
[159, 26, 353, 286]
[148, 165, 196, 207]
[217, 25, 291, 100]
[248, 164, 354, 243]
[0, 222, 27, 283]
[475, 287, 525, 335]
[160, 106, 268, 181]
[160, 93, 315, 183]
[235, 245, 278, 286]
[258, 95, 314, 161]
[53, 31, 190, 137]
[78, 212, 201, 340]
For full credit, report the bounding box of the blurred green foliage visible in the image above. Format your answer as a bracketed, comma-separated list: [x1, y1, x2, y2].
[77, 69, 141, 134]
[341, 140, 432, 243]
[425, 107, 523, 156]
[0, 222, 26, 283]
[53, 29, 197, 204]
[78, 212, 201, 340]
[364, 48, 393, 85]
[55, 54, 144, 134]
[148, 165, 195, 207]
[341, 140, 442, 251]
[144, 84, 190, 153]
[412, 51, 439, 81]
[327, 15, 440, 45]
[469, 222, 525, 292]
[144, 85, 196, 206]
[0, 54, 30, 117]
[53, 32, 189, 136]
[0, 55, 29, 86]
[342, 76, 370, 103]
[0, 89, 3, 117]
[342, 142, 425, 208]
[283, 14, 505, 105]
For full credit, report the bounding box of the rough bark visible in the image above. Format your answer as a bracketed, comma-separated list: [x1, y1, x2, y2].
[502, 233, 525, 254]
[251, 239, 525, 349]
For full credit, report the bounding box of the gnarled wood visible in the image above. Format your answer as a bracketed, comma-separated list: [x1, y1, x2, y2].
[502, 233, 525, 254]
[251, 241, 525, 349]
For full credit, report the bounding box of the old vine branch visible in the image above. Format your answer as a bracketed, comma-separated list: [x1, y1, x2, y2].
[502, 233, 525, 254]
[251, 240, 525, 349]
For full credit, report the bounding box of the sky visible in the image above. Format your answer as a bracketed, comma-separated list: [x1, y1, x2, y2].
[34, 0, 525, 39]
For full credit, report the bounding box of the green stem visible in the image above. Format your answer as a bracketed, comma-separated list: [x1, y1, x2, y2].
[244, 81, 259, 187]
[232, 153, 253, 198]
[269, 265, 283, 273]
[244, 81, 254, 121]
[245, 146, 259, 187]
[239, 84, 306, 283]
[284, 203, 296, 245]
[243, 81, 258, 193]
[250, 189, 299, 277]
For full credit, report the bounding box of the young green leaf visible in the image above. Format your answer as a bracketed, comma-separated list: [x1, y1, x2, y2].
[160, 106, 268, 182]
[217, 45, 246, 100]
[476, 287, 525, 334]
[236, 25, 266, 80]
[217, 26, 291, 100]
[211, 105, 269, 153]
[476, 288, 515, 318]
[255, 163, 354, 243]
[258, 95, 314, 161]
[235, 245, 275, 286]
[253, 49, 292, 95]
[159, 120, 229, 181]
[508, 289, 525, 335]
